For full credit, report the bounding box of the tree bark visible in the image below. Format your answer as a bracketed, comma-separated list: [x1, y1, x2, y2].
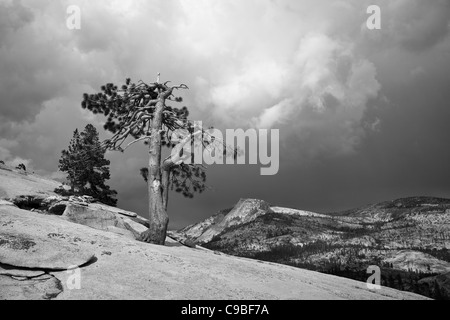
[139, 97, 169, 245]
[162, 169, 170, 211]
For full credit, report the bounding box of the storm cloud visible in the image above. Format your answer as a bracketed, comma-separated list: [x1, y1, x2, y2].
[1, 0, 450, 228]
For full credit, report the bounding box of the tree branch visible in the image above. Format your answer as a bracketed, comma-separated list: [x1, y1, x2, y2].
[122, 136, 151, 152]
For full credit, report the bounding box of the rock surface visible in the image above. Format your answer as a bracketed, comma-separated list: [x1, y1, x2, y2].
[88, 202, 138, 218]
[177, 208, 231, 240]
[0, 168, 432, 300]
[0, 274, 63, 300]
[60, 202, 148, 239]
[175, 197, 450, 299]
[62, 203, 122, 230]
[195, 199, 273, 243]
[0, 204, 429, 300]
[4, 193, 149, 240]
[0, 166, 60, 199]
[0, 263, 46, 278]
[0, 200, 15, 207]
[0, 206, 95, 270]
[385, 250, 450, 274]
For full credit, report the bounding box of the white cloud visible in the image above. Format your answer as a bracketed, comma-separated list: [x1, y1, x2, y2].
[194, 32, 381, 157]
[253, 99, 294, 129]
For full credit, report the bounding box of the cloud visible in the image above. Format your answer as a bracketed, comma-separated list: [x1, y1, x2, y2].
[1, 0, 449, 165]
[0, 0, 33, 32]
[0, 0, 384, 171]
[0, 0, 449, 224]
[196, 32, 381, 157]
[253, 99, 294, 129]
[0, 138, 32, 168]
[362, 0, 450, 52]
[389, 0, 450, 51]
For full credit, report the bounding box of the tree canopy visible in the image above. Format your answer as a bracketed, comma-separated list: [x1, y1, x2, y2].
[58, 124, 117, 206]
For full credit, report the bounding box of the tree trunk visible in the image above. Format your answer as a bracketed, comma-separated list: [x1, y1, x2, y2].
[162, 169, 170, 211]
[139, 97, 169, 245]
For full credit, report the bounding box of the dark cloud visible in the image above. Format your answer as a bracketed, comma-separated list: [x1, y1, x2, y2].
[360, 0, 450, 53]
[388, 0, 450, 52]
[1, 0, 450, 229]
[0, 0, 33, 33]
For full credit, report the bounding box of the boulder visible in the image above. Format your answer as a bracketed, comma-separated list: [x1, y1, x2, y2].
[88, 202, 138, 218]
[122, 217, 148, 238]
[0, 206, 95, 270]
[60, 203, 147, 239]
[61, 203, 123, 230]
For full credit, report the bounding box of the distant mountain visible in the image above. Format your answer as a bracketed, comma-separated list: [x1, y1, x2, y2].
[172, 197, 450, 299]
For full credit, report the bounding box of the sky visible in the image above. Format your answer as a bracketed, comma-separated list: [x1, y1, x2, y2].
[1, 0, 450, 229]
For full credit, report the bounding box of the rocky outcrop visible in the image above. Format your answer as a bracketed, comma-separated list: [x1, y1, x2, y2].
[194, 199, 273, 244]
[0, 206, 95, 270]
[0, 165, 60, 199]
[60, 202, 147, 239]
[0, 274, 63, 300]
[62, 203, 123, 230]
[225, 199, 273, 225]
[0, 203, 428, 300]
[0, 263, 63, 299]
[0, 167, 150, 241]
[177, 208, 231, 241]
[0, 166, 435, 300]
[384, 250, 450, 274]
[4, 194, 149, 240]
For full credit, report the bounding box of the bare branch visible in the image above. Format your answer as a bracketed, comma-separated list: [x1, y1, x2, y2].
[172, 84, 189, 90]
[123, 136, 151, 151]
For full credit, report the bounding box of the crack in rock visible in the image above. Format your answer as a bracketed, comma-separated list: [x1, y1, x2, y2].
[0, 273, 63, 300]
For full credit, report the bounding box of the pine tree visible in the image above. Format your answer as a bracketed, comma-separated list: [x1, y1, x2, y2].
[59, 128, 83, 193]
[58, 124, 117, 206]
[81, 76, 234, 244]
